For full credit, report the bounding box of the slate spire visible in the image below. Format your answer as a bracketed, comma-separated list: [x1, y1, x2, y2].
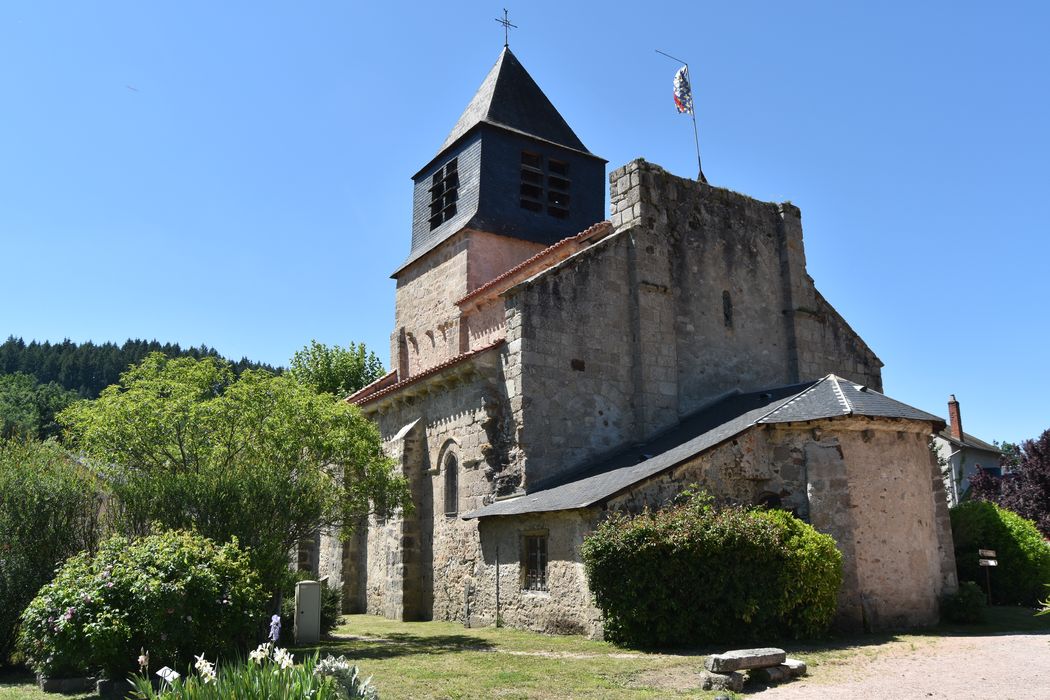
[436, 47, 592, 156]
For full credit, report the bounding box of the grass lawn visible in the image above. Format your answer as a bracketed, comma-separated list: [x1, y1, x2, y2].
[1, 607, 1047, 699]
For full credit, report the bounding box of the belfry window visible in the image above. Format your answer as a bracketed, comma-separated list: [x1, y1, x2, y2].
[443, 452, 459, 516]
[522, 533, 548, 592]
[519, 152, 570, 219]
[429, 157, 459, 230]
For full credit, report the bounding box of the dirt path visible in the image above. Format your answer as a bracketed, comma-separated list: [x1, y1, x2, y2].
[761, 633, 1050, 700]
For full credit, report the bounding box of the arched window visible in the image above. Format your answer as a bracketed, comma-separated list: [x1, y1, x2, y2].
[444, 452, 459, 516]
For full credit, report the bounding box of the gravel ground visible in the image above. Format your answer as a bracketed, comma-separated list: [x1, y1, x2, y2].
[760, 633, 1050, 700]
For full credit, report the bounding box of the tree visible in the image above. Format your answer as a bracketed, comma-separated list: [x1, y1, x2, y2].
[59, 353, 408, 599]
[970, 430, 1050, 538]
[288, 340, 385, 397]
[0, 372, 79, 440]
[0, 439, 103, 662]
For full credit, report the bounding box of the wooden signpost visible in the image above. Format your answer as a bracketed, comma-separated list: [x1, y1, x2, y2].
[978, 549, 997, 604]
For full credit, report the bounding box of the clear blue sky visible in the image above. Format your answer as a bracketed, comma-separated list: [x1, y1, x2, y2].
[1, 2, 1047, 444]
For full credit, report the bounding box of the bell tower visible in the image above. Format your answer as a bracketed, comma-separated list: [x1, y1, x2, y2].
[390, 48, 606, 378]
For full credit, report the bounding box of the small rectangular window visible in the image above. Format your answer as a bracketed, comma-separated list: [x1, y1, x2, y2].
[523, 534, 548, 592]
[521, 151, 542, 168]
[548, 159, 568, 176]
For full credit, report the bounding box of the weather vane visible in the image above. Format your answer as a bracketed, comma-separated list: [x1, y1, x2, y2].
[495, 9, 517, 48]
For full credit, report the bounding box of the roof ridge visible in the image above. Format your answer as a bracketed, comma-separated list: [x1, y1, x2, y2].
[829, 374, 854, 414]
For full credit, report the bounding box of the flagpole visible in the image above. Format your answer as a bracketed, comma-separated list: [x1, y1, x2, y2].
[655, 49, 706, 183]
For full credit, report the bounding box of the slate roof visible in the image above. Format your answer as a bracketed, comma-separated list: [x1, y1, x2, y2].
[937, 428, 1001, 454]
[426, 47, 593, 168]
[463, 375, 944, 519]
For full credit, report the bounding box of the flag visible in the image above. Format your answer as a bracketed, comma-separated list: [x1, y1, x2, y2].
[673, 65, 693, 115]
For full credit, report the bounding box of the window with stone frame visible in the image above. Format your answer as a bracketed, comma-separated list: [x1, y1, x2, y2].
[428, 157, 459, 230]
[519, 151, 570, 219]
[521, 532, 548, 592]
[443, 452, 459, 516]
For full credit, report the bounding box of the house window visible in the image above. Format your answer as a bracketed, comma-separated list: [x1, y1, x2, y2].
[429, 157, 459, 230]
[519, 152, 570, 219]
[443, 452, 459, 516]
[522, 534, 548, 592]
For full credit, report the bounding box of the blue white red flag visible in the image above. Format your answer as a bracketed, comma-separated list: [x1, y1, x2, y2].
[673, 65, 693, 115]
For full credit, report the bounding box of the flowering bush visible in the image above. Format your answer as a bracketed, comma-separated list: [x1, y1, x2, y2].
[18, 530, 265, 678]
[129, 646, 378, 699]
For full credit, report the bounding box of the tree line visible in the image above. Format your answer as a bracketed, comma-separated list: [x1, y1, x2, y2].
[0, 336, 276, 398]
[0, 336, 278, 440]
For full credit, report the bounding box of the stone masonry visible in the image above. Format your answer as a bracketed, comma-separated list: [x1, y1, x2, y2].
[319, 162, 950, 636]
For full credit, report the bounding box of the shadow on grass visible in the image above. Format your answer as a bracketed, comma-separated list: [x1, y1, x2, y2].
[291, 605, 1048, 666]
[0, 665, 35, 688]
[294, 632, 496, 661]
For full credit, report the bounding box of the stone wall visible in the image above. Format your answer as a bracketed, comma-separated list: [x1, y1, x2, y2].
[610, 159, 883, 403]
[391, 230, 542, 378]
[504, 235, 639, 488]
[320, 348, 523, 622]
[473, 510, 603, 636]
[603, 417, 951, 631]
[505, 159, 884, 489]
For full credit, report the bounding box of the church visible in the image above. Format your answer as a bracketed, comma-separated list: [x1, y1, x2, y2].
[315, 46, 958, 636]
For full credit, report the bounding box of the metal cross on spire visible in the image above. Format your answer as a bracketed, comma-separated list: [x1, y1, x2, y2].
[495, 9, 517, 48]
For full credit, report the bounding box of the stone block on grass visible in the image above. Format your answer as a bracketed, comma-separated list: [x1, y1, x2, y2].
[784, 658, 807, 677]
[704, 647, 787, 672]
[750, 664, 792, 683]
[699, 670, 744, 692]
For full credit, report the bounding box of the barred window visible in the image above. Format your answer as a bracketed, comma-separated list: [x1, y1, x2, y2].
[429, 158, 459, 230]
[523, 534, 548, 592]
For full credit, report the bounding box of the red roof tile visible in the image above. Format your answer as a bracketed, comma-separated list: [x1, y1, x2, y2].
[456, 221, 612, 306]
[347, 340, 506, 407]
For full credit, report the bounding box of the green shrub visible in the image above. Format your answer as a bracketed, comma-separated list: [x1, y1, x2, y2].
[581, 492, 842, 646]
[128, 647, 377, 700]
[279, 575, 343, 639]
[18, 530, 266, 679]
[0, 439, 103, 663]
[940, 581, 987, 623]
[950, 500, 1050, 605]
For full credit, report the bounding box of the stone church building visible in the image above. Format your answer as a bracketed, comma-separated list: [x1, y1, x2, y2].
[316, 47, 958, 635]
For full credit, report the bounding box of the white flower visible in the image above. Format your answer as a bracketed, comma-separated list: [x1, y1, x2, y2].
[248, 644, 270, 665]
[194, 653, 217, 683]
[272, 647, 294, 670]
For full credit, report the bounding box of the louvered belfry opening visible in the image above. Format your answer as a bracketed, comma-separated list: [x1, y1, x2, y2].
[428, 157, 459, 230]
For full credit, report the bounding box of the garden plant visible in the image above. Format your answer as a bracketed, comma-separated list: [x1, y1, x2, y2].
[950, 500, 1050, 605]
[582, 490, 843, 647]
[0, 438, 103, 663]
[18, 530, 265, 680]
